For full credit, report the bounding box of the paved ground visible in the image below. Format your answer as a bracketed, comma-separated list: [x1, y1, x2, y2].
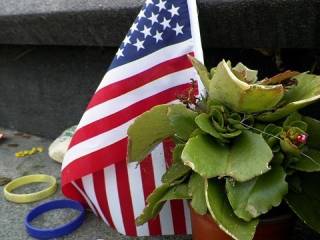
[0, 128, 319, 240]
[0, 128, 191, 240]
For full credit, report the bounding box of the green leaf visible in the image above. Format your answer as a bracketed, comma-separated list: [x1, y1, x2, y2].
[189, 128, 205, 138]
[290, 148, 320, 172]
[161, 162, 191, 184]
[272, 152, 285, 165]
[195, 113, 225, 141]
[258, 73, 320, 122]
[181, 130, 272, 182]
[146, 183, 172, 205]
[189, 55, 211, 91]
[220, 130, 242, 139]
[288, 121, 308, 132]
[263, 124, 283, 149]
[263, 124, 283, 137]
[232, 62, 258, 84]
[127, 105, 175, 162]
[167, 104, 198, 141]
[280, 138, 301, 156]
[209, 60, 284, 113]
[283, 112, 308, 131]
[136, 183, 190, 225]
[205, 179, 258, 240]
[226, 166, 288, 221]
[188, 173, 207, 215]
[303, 116, 320, 150]
[285, 173, 320, 234]
[172, 144, 185, 163]
[283, 112, 302, 127]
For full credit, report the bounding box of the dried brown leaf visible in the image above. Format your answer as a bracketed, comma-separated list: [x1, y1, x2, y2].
[260, 70, 300, 85]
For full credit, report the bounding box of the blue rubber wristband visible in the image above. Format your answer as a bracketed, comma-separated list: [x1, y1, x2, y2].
[24, 199, 85, 239]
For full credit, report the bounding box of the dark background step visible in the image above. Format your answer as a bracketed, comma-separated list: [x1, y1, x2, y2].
[1, 47, 319, 138]
[0, 0, 320, 138]
[0, 0, 319, 48]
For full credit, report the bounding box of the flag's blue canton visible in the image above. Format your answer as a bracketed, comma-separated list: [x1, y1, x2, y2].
[109, 0, 192, 70]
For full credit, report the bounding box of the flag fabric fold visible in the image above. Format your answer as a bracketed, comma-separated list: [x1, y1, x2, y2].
[61, 0, 203, 236]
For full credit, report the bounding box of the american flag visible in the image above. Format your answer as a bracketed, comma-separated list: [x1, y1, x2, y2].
[61, 0, 203, 236]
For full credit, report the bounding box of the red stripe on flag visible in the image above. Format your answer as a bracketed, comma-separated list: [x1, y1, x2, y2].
[163, 141, 187, 235]
[115, 162, 137, 236]
[75, 178, 84, 190]
[61, 182, 88, 208]
[62, 138, 127, 186]
[170, 200, 187, 234]
[140, 155, 162, 235]
[93, 170, 115, 228]
[87, 53, 194, 110]
[69, 83, 193, 149]
[163, 139, 175, 166]
[75, 178, 98, 213]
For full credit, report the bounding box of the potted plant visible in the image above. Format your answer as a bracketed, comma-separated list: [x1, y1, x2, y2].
[126, 56, 320, 240]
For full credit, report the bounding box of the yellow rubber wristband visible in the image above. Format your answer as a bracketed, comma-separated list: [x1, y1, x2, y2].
[3, 174, 57, 203]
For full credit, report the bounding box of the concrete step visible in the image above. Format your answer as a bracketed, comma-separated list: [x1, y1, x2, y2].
[0, 0, 319, 48]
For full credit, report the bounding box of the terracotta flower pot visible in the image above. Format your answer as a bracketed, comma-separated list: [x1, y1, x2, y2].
[190, 205, 295, 240]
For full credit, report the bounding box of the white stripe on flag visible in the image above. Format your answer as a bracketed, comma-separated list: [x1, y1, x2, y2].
[62, 120, 133, 170]
[78, 68, 196, 129]
[104, 165, 126, 235]
[82, 174, 110, 225]
[187, 0, 203, 65]
[71, 181, 98, 216]
[127, 163, 150, 236]
[63, 68, 197, 170]
[183, 200, 192, 234]
[151, 144, 174, 235]
[96, 39, 194, 91]
[187, 0, 204, 94]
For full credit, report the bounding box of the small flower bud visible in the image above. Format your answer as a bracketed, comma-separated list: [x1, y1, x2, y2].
[295, 134, 308, 145]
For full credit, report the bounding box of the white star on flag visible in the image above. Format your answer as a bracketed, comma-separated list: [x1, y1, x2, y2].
[168, 4, 180, 17]
[145, 0, 153, 7]
[156, 0, 167, 11]
[130, 22, 138, 33]
[123, 35, 131, 46]
[116, 48, 124, 59]
[153, 30, 163, 43]
[160, 17, 171, 30]
[133, 38, 145, 51]
[148, 12, 159, 25]
[141, 25, 152, 38]
[173, 23, 184, 35]
[137, 10, 146, 20]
